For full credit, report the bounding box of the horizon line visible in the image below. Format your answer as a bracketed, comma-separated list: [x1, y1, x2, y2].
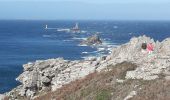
[1, 19, 170, 22]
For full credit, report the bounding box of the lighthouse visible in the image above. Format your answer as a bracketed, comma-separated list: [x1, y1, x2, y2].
[45, 25, 48, 29]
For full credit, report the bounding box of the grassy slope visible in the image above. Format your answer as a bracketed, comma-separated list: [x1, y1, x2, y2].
[32, 62, 170, 100]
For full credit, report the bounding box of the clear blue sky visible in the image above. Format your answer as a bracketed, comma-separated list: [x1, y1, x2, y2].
[0, 0, 170, 20]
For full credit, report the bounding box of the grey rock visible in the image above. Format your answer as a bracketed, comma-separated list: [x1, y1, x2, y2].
[19, 88, 26, 97]
[81, 34, 102, 45]
[23, 62, 34, 71]
[26, 89, 35, 97]
[6, 35, 170, 99]
[41, 76, 51, 86]
[100, 56, 107, 61]
[38, 61, 50, 70]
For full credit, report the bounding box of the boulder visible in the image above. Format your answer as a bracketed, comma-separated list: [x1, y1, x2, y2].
[41, 76, 51, 86]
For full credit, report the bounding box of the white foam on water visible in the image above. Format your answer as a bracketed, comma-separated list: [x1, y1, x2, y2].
[78, 44, 88, 47]
[92, 40, 118, 57]
[81, 52, 89, 54]
[97, 47, 105, 51]
[107, 48, 113, 51]
[77, 37, 118, 59]
[99, 41, 117, 50]
[72, 37, 87, 40]
[62, 40, 73, 42]
[109, 51, 112, 54]
[81, 56, 96, 60]
[81, 30, 87, 33]
[43, 34, 60, 38]
[102, 41, 118, 46]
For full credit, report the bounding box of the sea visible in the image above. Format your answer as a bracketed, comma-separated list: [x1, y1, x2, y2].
[0, 20, 170, 93]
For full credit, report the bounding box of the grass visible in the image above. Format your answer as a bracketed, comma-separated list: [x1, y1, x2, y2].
[95, 89, 111, 100]
[10, 61, 170, 100]
[34, 62, 138, 100]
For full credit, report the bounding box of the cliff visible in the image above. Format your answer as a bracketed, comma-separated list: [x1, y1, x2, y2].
[4, 35, 170, 100]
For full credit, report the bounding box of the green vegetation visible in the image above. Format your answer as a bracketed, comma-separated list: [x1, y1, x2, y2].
[95, 89, 111, 100]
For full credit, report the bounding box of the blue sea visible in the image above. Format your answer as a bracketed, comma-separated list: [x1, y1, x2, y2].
[0, 20, 170, 93]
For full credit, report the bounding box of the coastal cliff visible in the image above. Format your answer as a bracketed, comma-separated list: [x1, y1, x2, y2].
[4, 35, 170, 100]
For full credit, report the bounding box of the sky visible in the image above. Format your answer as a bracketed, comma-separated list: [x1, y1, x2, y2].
[0, 0, 170, 20]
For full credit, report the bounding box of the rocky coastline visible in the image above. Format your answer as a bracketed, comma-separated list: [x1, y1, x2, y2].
[2, 35, 170, 100]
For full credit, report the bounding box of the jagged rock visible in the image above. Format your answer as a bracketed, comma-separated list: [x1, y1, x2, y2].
[160, 38, 170, 54]
[100, 56, 107, 61]
[107, 35, 170, 80]
[41, 76, 51, 86]
[26, 89, 35, 97]
[81, 34, 102, 45]
[6, 35, 170, 99]
[23, 62, 34, 71]
[84, 56, 96, 61]
[19, 88, 26, 96]
[37, 61, 51, 71]
[116, 79, 124, 83]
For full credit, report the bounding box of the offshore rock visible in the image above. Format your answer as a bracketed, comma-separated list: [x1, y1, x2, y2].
[81, 34, 102, 45]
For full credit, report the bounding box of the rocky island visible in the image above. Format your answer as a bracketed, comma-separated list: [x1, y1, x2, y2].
[2, 35, 170, 100]
[81, 34, 102, 46]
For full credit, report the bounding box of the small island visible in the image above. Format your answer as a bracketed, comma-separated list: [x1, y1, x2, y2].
[81, 34, 102, 46]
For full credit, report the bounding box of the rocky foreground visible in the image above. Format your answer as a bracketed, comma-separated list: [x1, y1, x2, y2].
[2, 35, 170, 100]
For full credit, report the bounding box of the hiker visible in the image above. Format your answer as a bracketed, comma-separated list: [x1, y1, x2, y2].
[141, 42, 148, 54]
[147, 43, 154, 54]
[141, 43, 147, 50]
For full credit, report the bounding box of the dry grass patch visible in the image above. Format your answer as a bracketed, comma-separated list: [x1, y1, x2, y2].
[33, 61, 170, 100]
[34, 62, 137, 100]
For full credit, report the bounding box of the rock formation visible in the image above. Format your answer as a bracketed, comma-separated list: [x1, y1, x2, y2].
[81, 34, 102, 45]
[5, 35, 170, 99]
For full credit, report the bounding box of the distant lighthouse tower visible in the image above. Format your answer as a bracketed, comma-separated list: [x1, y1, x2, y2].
[75, 23, 79, 30]
[45, 25, 48, 29]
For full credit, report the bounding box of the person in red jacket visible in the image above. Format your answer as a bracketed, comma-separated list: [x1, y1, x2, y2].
[147, 43, 154, 54]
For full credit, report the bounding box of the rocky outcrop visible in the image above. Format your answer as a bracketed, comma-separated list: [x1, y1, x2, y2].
[6, 58, 101, 99]
[5, 35, 170, 99]
[81, 34, 102, 45]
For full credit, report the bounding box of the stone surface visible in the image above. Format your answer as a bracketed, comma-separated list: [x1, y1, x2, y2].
[81, 34, 102, 45]
[124, 91, 137, 100]
[165, 76, 170, 81]
[5, 35, 170, 99]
